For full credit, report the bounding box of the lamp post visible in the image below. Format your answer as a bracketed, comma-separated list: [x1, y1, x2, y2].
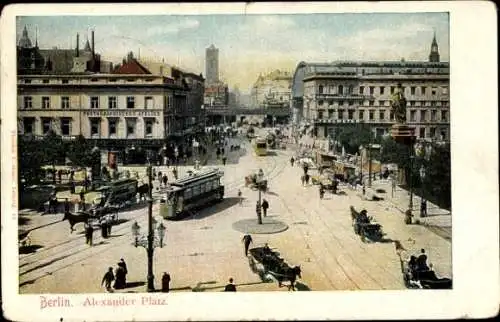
[359, 145, 364, 194]
[408, 148, 415, 216]
[256, 169, 264, 225]
[419, 164, 426, 217]
[130, 163, 166, 292]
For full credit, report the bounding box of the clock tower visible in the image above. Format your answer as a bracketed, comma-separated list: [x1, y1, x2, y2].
[429, 31, 440, 63]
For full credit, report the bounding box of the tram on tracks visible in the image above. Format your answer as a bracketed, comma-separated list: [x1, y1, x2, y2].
[253, 137, 268, 156]
[161, 168, 224, 220]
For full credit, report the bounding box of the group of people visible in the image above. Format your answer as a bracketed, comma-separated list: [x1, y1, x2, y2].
[101, 258, 128, 292]
[408, 249, 431, 273]
[255, 199, 270, 218]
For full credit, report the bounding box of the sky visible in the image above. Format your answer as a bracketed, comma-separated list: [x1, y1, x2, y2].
[17, 13, 449, 94]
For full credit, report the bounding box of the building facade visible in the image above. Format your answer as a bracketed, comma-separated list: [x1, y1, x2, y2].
[204, 82, 229, 108]
[205, 44, 219, 86]
[291, 35, 449, 142]
[250, 69, 292, 109]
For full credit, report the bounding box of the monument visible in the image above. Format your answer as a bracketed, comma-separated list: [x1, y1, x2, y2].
[390, 83, 417, 223]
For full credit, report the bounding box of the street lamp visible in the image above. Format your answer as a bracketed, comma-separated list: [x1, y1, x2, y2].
[419, 165, 427, 217]
[359, 145, 365, 195]
[256, 169, 265, 225]
[129, 163, 166, 292]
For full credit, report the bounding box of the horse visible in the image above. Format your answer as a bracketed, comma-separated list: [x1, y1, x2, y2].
[276, 265, 302, 291]
[62, 211, 90, 233]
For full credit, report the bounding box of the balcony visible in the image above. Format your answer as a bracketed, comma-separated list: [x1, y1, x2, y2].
[315, 93, 371, 100]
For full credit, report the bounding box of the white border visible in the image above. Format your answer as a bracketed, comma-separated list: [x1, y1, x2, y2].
[1, 2, 499, 321]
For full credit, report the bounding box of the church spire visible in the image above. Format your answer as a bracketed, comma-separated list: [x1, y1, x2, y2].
[18, 25, 33, 48]
[429, 29, 440, 63]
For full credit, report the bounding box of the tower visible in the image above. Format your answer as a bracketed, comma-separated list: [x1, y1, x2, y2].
[429, 30, 440, 63]
[205, 44, 219, 86]
[18, 25, 33, 48]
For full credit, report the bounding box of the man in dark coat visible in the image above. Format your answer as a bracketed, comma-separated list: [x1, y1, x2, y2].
[101, 267, 115, 292]
[261, 199, 269, 217]
[242, 234, 253, 257]
[161, 272, 171, 292]
[224, 278, 236, 292]
[114, 263, 126, 289]
[85, 222, 94, 246]
[64, 198, 70, 215]
[79, 190, 85, 211]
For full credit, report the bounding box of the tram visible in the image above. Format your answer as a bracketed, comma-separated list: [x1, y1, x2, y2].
[161, 169, 224, 219]
[253, 137, 268, 156]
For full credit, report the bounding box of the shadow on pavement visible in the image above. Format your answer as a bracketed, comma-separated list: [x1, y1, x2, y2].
[294, 281, 311, 291]
[192, 280, 218, 292]
[125, 281, 146, 289]
[19, 244, 44, 254]
[181, 197, 241, 221]
[19, 216, 32, 226]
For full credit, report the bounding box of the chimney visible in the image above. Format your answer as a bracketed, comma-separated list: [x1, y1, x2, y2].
[91, 30, 95, 57]
[76, 33, 80, 57]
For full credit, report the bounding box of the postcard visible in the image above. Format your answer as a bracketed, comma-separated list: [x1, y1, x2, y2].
[1, 2, 498, 321]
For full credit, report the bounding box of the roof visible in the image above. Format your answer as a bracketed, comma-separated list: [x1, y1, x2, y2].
[112, 59, 151, 74]
[171, 169, 222, 187]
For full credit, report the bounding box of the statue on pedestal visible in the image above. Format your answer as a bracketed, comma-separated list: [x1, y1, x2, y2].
[390, 83, 407, 124]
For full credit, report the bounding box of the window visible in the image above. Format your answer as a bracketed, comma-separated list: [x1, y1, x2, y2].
[410, 110, 416, 121]
[90, 96, 99, 109]
[348, 85, 353, 94]
[421, 86, 426, 95]
[108, 96, 117, 109]
[23, 96, 32, 109]
[337, 109, 344, 120]
[380, 86, 385, 95]
[91, 78, 98, 82]
[328, 100, 334, 106]
[60, 118, 71, 135]
[431, 88, 437, 95]
[193, 185, 201, 196]
[390, 86, 395, 94]
[359, 110, 365, 120]
[379, 110, 385, 120]
[369, 86, 375, 95]
[369, 110, 374, 120]
[431, 110, 437, 121]
[328, 109, 334, 118]
[126, 118, 136, 137]
[43, 79, 49, 84]
[90, 118, 100, 137]
[127, 96, 135, 109]
[318, 85, 324, 94]
[430, 127, 436, 138]
[338, 85, 344, 95]
[440, 129, 447, 141]
[359, 86, 364, 95]
[369, 100, 374, 106]
[42, 96, 50, 109]
[339, 100, 344, 106]
[441, 110, 448, 122]
[410, 87, 416, 95]
[62, 79, 69, 84]
[23, 118, 34, 134]
[318, 111, 324, 119]
[420, 110, 426, 121]
[348, 110, 354, 120]
[42, 118, 51, 134]
[108, 119, 117, 136]
[24, 79, 32, 84]
[61, 96, 70, 109]
[419, 127, 426, 138]
[442, 87, 448, 95]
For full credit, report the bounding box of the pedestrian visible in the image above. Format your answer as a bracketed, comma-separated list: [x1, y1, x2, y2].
[57, 170, 62, 183]
[107, 215, 113, 235]
[242, 234, 253, 257]
[172, 168, 178, 180]
[237, 189, 243, 205]
[162, 174, 168, 187]
[224, 278, 237, 292]
[85, 221, 94, 246]
[101, 267, 115, 292]
[70, 180, 75, 194]
[290, 157, 295, 167]
[305, 173, 310, 185]
[222, 156, 227, 166]
[420, 199, 427, 217]
[319, 185, 325, 199]
[79, 190, 85, 211]
[113, 263, 126, 289]
[100, 217, 108, 239]
[64, 198, 70, 215]
[161, 272, 171, 292]
[261, 199, 269, 217]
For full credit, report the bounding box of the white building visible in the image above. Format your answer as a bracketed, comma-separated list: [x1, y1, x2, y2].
[250, 70, 292, 109]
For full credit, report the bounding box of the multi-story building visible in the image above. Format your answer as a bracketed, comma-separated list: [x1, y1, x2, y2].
[205, 44, 219, 86]
[250, 69, 292, 109]
[17, 27, 205, 166]
[291, 34, 449, 142]
[204, 82, 229, 108]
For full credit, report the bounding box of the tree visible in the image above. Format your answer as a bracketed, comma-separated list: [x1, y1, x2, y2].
[41, 130, 66, 166]
[422, 143, 451, 209]
[18, 135, 45, 184]
[336, 124, 378, 155]
[66, 135, 94, 167]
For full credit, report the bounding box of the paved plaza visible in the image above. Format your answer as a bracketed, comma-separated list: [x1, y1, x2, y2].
[18, 130, 452, 293]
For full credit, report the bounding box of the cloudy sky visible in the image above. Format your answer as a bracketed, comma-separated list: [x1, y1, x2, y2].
[17, 13, 449, 93]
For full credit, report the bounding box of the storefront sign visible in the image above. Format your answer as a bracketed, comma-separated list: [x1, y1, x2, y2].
[83, 110, 161, 117]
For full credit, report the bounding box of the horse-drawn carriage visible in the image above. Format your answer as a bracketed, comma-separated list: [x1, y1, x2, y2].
[397, 249, 452, 289]
[350, 206, 384, 242]
[62, 208, 118, 233]
[248, 246, 302, 291]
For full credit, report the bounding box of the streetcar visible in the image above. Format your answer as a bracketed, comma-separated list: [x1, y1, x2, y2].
[253, 137, 268, 156]
[92, 178, 138, 207]
[161, 169, 224, 219]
